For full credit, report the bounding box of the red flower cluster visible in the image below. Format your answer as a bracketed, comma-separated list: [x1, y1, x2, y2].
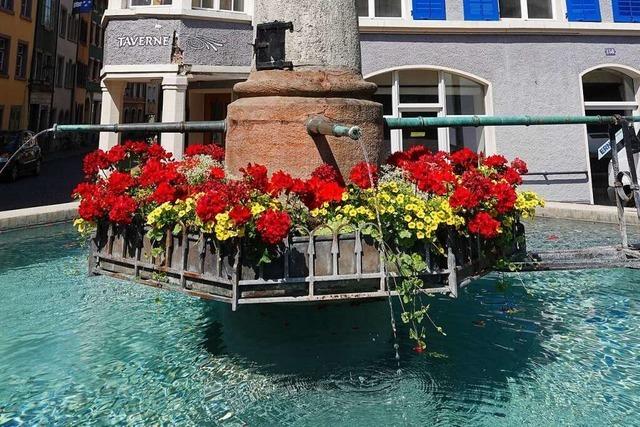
[185, 143, 225, 161]
[196, 189, 228, 223]
[468, 212, 501, 238]
[349, 162, 378, 189]
[256, 209, 292, 245]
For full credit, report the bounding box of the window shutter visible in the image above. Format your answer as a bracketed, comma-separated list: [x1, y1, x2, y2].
[566, 0, 601, 21]
[463, 0, 499, 20]
[412, 0, 446, 20]
[613, 0, 640, 22]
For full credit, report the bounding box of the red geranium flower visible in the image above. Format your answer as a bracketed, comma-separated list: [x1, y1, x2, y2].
[468, 212, 501, 239]
[78, 196, 104, 222]
[107, 171, 135, 194]
[108, 195, 137, 224]
[268, 170, 295, 195]
[311, 164, 344, 186]
[256, 209, 291, 245]
[449, 185, 480, 210]
[241, 163, 268, 192]
[450, 148, 478, 170]
[123, 140, 148, 155]
[150, 182, 178, 204]
[511, 157, 528, 175]
[493, 181, 517, 214]
[210, 167, 225, 180]
[185, 144, 225, 161]
[349, 162, 378, 189]
[229, 205, 252, 226]
[147, 144, 172, 160]
[195, 189, 228, 223]
[106, 145, 127, 164]
[502, 167, 523, 185]
[82, 149, 110, 177]
[483, 154, 508, 170]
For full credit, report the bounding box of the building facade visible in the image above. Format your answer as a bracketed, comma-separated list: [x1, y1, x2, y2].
[29, 0, 60, 134]
[99, 0, 640, 204]
[0, 0, 36, 131]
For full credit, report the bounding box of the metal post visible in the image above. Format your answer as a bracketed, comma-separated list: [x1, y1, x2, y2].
[619, 118, 640, 219]
[609, 124, 629, 248]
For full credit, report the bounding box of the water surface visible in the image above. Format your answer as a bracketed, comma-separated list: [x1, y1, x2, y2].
[0, 219, 639, 425]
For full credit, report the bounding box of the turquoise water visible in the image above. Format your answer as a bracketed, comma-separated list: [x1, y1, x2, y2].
[1, 220, 639, 425]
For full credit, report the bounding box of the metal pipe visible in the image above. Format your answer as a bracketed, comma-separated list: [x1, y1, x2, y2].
[51, 120, 227, 134]
[306, 116, 362, 140]
[384, 115, 640, 129]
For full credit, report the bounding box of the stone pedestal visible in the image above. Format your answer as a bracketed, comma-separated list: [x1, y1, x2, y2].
[224, 0, 385, 180]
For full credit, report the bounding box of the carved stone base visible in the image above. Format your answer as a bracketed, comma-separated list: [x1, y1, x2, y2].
[224, 95, 385, 179]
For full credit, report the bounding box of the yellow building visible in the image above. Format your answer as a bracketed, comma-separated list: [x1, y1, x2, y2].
[0, 0, 36, 130]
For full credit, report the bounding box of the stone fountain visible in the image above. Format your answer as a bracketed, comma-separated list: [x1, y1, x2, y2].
[224, 0, 385, 179]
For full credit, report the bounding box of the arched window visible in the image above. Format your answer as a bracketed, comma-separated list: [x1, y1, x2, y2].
[582, 67, 639, 204]
[366, 68, 487, 154]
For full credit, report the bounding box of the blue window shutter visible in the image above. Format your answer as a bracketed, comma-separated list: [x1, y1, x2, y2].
[566, 0, 601, 21]
[613, 0, 640, 22]
[463, 0, 499, 20]
[412, 0, 446, 20]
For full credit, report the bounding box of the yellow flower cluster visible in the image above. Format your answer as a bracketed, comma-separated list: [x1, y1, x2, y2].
[515, 191, 545, 219]
[370, 183, 464, 241]
[251, 202, 266, 217]
[213, 212, 242, 241]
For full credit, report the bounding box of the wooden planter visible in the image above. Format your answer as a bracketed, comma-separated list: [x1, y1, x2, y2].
[90, 222, 525, 309]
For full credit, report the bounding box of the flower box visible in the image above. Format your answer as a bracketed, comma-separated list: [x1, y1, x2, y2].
[90, 221, 526, 310]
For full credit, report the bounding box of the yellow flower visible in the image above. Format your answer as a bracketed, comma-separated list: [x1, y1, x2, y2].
[251, 203, 266, 216]
[416, 231, 425, 239]
[342, 192, 349, 201]
[408, 222, 416, 229]
[387, 206, 396, 214]
[416, 221, 424, 230]
[404, 214, 413, 222]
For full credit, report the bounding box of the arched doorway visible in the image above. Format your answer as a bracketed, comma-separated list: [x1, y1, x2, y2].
[365, 67, 490, 155]
[581, 67, 639, 205]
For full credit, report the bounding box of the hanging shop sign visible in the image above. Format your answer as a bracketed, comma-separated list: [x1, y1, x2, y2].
[72, 0, 93, 13]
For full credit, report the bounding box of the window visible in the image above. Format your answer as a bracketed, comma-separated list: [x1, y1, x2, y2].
[59, 7, 67, 37]
[0, 0, 13, 12]
[42, 0, 54, 30]
[20, 0, 31, 18]
[566, 0, 600, 21]
[498, 0, 553, 18]
[612, 0, 640, 22]
[582, 68, 638, 204]
[68, 16, 78, 41]
[15, 41, 27, 79]
[130, 0, 172, 6]
[43, 53, 53, 82]
[357, 0, 402, 17]
[0, 105, 4, 129]
[0, 36, 9, 76]
[76, 62, 87, 87]
[64, 60, 74, 88]
[55, 55, 64, 87]
[366, 68, 487, 154]
[9, 106, 21, 130]
[191, 0, 243, 10]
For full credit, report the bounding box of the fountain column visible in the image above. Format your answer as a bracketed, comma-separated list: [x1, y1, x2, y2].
[224, 0, 385, 179]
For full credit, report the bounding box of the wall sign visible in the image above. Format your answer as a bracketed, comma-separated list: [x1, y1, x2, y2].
[605, 48, 617, 56]
[117, 35, 171, 48]
[116, 35, 225, 50]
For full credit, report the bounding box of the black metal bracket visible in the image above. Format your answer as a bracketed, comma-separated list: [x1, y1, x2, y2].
[254, 21, 294, 71]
